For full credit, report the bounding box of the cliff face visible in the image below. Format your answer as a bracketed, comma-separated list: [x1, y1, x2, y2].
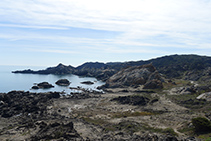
[103, 64, 163, 89]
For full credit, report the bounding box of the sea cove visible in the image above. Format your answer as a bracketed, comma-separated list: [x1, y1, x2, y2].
[0, 65, 104, 93]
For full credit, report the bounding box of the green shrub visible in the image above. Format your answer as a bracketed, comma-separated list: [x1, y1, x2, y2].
[192, 117, 211, 133]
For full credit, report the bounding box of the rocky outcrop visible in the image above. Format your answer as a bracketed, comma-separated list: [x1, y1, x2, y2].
[0, 91, 60, 118]
[143, 79, 163, 89]
[31, 82, 54, 89]
[81, 81, 94, 85]
[102, 64, 163, 89]
[197, 92, 211, 101]
[37, 82, 54, 89]
[31, 121, 81, 141]
[0, 91, 83, 140]
[112, 95, 150, 106]
[55, 79, 70, 86]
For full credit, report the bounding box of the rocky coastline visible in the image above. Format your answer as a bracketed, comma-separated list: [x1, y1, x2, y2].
[0, 88, 208, 141]
[12, 54, 211, 83]
[2, 54, 211, 140]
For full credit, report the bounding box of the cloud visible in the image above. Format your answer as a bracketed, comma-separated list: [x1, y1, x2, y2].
[1, 0, 210, 32]
[29, 48, 80, 54]
[0, 0, 211, 60]
[0, 24, 68, 30]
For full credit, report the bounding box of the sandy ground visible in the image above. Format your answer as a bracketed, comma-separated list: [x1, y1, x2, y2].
[46, 90, 204, 140]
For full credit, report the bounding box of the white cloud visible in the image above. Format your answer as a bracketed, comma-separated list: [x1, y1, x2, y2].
[0, 0, 211, 57]
[1, 0, 210, 32]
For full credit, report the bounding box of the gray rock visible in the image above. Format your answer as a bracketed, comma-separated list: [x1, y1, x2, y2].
[197, 92, 211, 101]
[102, 64, 163, 89]
[55, 79, 71, 86]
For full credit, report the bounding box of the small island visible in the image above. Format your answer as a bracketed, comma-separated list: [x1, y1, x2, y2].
[55, 79, 71, 86]
[80, 81, 94, 85]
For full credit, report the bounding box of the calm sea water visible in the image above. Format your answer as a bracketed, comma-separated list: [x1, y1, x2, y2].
[0, 65, 105, 93]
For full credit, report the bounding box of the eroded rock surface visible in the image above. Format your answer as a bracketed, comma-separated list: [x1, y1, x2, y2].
[0, 91, 60, 118]
[102, 64, 163, 89]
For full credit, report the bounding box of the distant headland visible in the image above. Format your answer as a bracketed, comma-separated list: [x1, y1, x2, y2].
[13, 54, 211, 83]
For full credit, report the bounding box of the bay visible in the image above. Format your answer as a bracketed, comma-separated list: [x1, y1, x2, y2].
[0, 65, 105, 93]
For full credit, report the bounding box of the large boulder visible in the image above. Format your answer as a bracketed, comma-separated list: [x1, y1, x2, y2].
[102, 64, 163, 89]
[55, 79, 71, 86]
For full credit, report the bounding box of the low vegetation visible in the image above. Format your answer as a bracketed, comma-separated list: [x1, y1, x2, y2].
[192, 117, 211, 133]
[113, 111, 154, 118]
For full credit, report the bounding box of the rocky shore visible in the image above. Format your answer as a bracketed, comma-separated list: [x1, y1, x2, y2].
[4, 55, 211, 140]
[0, 82, 210, 140]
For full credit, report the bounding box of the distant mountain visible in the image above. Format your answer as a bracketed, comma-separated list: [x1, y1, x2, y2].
[76, 62, 107, 70]
[13, 63, 75, 75]
[12, 54, 211, 82]
[114, 54, 211, 78]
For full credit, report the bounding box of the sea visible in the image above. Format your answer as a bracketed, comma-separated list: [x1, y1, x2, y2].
[0, 65, 105, 94]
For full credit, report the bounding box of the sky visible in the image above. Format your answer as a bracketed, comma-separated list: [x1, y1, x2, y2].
[0, 0, 211, 67]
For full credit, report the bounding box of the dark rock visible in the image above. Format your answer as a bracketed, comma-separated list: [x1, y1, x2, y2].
[46, 92, 60, 99]
[112, 95, 150, 106]
[185, 136, 201, 141]
[180, 98, 207, 108]
[80, 81, 94, 85]
[37, 82, 54, 89]
[31, 86, 39, 89]
[143, 79, 163, 89]
[55, 79, 70, 86]
[0, 91, 60, 118]
[150, 98, 159, 104]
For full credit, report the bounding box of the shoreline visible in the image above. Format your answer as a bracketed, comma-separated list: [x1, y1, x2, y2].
[0, 87, 210, 140]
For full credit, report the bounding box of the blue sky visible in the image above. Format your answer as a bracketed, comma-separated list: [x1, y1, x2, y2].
[0, 0, 211, 67]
